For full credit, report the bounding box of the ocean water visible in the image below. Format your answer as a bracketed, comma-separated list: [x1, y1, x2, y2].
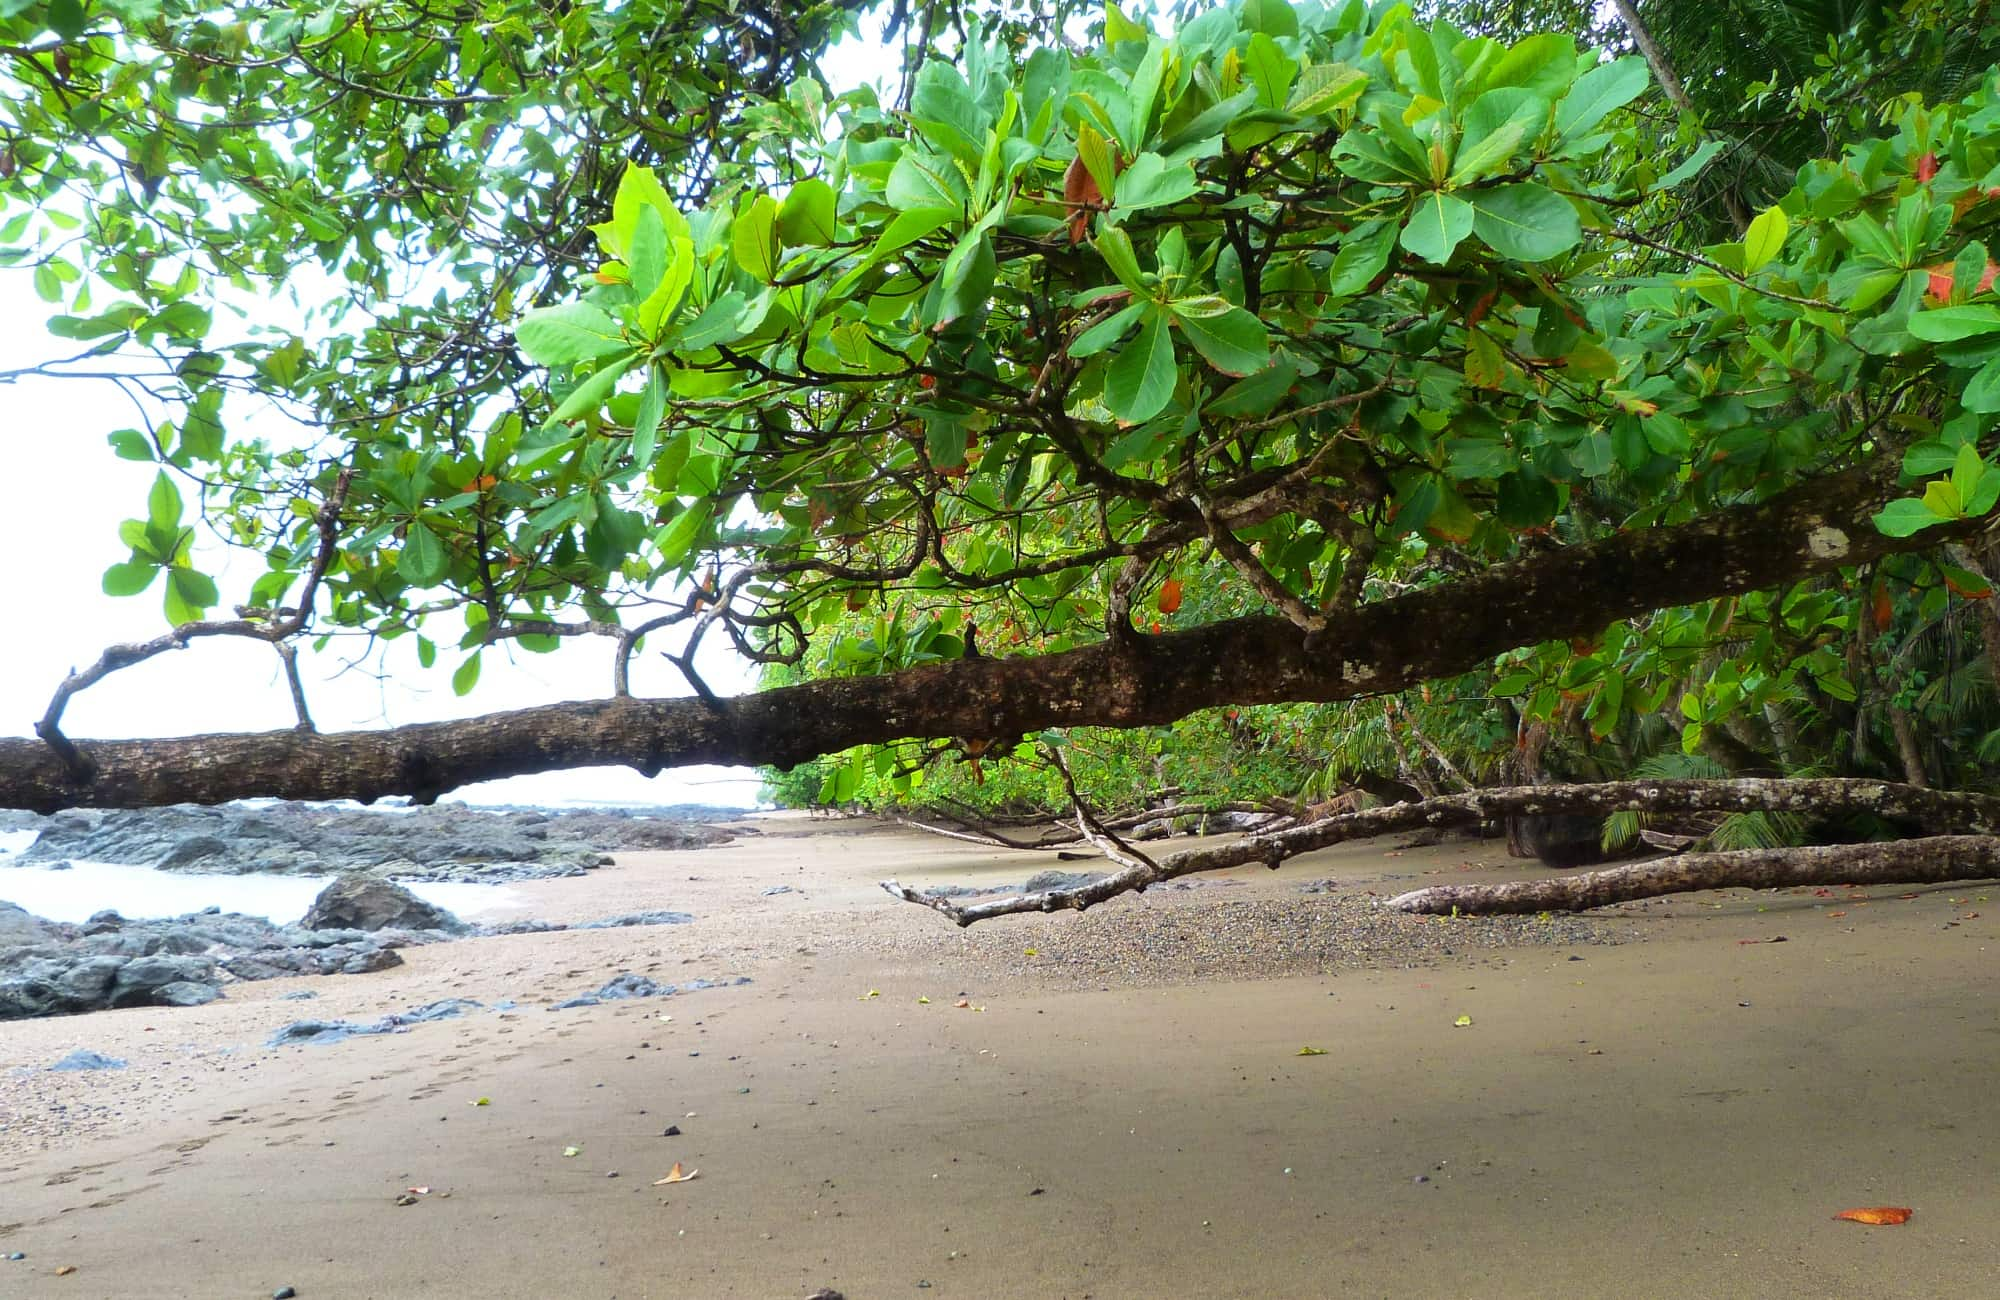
[0, 837, 523, 926]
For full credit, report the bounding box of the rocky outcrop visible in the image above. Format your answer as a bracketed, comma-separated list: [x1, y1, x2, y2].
[302, 874, 469, 933]
[9, 801, 744, 882]
[0, 903, 460, 1020]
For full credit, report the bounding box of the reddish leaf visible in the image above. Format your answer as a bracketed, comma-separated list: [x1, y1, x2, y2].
[1157, 578, 1184, 614]
[1834, 1206, 1912, 1225]
[1914, 153, 1938, 183]
[1063, 155, 1102, 245]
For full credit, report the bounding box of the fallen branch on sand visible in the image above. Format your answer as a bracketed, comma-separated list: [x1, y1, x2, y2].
[1384, 836, 2000, 914]
[880, 778, 2000, 925]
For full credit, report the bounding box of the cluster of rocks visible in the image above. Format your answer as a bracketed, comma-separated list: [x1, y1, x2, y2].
[0, 872, 705, 1021]
[6, 801, 744, 883]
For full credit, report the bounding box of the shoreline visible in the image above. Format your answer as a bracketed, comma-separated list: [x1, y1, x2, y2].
[2, 821, 1994, 1297]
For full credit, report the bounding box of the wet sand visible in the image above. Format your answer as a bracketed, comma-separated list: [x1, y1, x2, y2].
[1, 819, 1993, 1298]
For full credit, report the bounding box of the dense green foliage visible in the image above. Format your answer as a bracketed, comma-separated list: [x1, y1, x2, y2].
[4, 0, 2000, 820]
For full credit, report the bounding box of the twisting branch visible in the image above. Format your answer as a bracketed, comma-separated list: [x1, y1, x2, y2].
[33, 469, 353, 781]
[882, 778, 2000, 925]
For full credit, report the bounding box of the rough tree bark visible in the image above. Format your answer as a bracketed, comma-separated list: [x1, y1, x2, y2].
[1385, 836, 2000, 914]
[0, 456, 1975, 812]
[881, 779, 2000, 925]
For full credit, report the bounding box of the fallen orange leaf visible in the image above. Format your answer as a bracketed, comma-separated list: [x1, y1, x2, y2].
[1827, 911, 1847, 918]
[1834, 1206, 1912, 1225]
[653, 1162, 699, 1185]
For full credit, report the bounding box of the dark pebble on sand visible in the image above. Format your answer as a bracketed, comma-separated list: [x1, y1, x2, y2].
[274, 1288, 297, 1299]
[663, 1125, 681, 1136]
[6, 1252, 24, 1261]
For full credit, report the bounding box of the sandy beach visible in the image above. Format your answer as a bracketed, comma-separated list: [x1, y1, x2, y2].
[2, 817, 1994, 1298]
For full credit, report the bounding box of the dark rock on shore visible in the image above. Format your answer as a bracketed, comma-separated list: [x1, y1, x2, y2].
[551, 972, 752, 1010]
[267, 997, 488, 1048]
[48, 1049, 126, 1072]
[303, 874, 470, 933]
[0, 899, 465, 1020]
[9, 801, 743, 882]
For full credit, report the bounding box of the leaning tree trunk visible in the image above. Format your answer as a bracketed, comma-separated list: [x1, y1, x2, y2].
[1386, 836, 2000, 914]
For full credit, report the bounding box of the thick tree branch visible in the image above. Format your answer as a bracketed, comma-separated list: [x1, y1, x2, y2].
[1385, 836, 2000, 914]
[0, 459, 1986, 811]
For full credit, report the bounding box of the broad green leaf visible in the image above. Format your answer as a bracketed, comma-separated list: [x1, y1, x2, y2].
[1288, 63, 1367, 117]
[1655, 140, 1724, 191]
[1070, 302, 1145, 358]
[628, 207, 667, 301]
[631, 365, 667, 466]
[400, 522, 449, 585]
[1964, 357, 2000, 413]
[1872, 497, 1946, 537]
[452, 652, 482, 697]
[517, 303, 628, 366]
[1076, 122, 1118, 213]
[147, 471, 182, 529]
[107, 429, 152, 461]
[1171, 298, 1269, 376]
[1742, 205, 1789, 272]
[733, 193, 782, 283]
[1326, 223, 1397, 295]
[1470, 184, 1581, 261]
[1908, 306, 2000, 342]
[1103, 307, 1176, 424]
[1242, 33, 1296, 110]
[1401, 192, 1474, 265]
[1450, 88, 1547, 185]
[165, 567, 218, 622]
[1554, 56, 1648, 142]
[547, 354, 635, 426]
[778, 178, 838, 246]
[1115, 152, 1199, 211]
[1094, 226, 1148, 293]
[655, 499, 714, 568]
[101, 561, 158, 597]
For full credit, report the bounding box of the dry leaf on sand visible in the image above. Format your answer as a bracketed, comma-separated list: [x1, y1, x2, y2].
[1834, 1207, 1913, 1225]
[654, 1162, 700, 1185]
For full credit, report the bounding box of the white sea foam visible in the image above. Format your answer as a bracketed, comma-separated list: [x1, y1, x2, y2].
[0, 859, 522, 926]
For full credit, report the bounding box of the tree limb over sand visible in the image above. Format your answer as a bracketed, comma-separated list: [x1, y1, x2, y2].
[1385, 836, 2000, 914]
[880, 779, 2000, 925]
[0, 462, 1968, 813]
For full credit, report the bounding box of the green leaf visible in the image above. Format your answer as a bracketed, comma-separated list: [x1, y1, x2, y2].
[1464, 329, 1506, 389]
[1170, 297, 1269, 376]
[147, 471, 182, 530]
[1469, 184, 1581, 262]
[1450, 88, 1547, 185]
[628, 207, 666, 302]
[1287, 63, 1367, 117]
[1742, 205, 1789, 272]
[1655, 140, 1723, 191]
[547, 354, 636, 426]
[1069, 302, 1145, 358]
[631, 365, 667, 465]
[1326, 223, 1396, 296]
[1401, 192, 1474, 265]
[1103, 307, 1176, 424]
[1872, 497, 1947, 537]
[452, 652, 483, 697]
[1114, 153, 1198, 211]
[517, 303, 628, 366]
[107, 429, 152, 461]
[1909, 306, 2000, 342]
[778, 178, 838, 247]
[400, 522, 449, 585]
[1094, 226, 1147, 293]
[48, 0, 86, 40]
[655, 499, 714, 568]
[733, 193, 782, 283]
[101, 561, 158, 597]
[1964, 357, 2000, 414]
[1554, 56, 1648, 143]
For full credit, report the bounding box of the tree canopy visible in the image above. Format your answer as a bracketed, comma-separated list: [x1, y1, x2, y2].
[2, 0, 1999, 871]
